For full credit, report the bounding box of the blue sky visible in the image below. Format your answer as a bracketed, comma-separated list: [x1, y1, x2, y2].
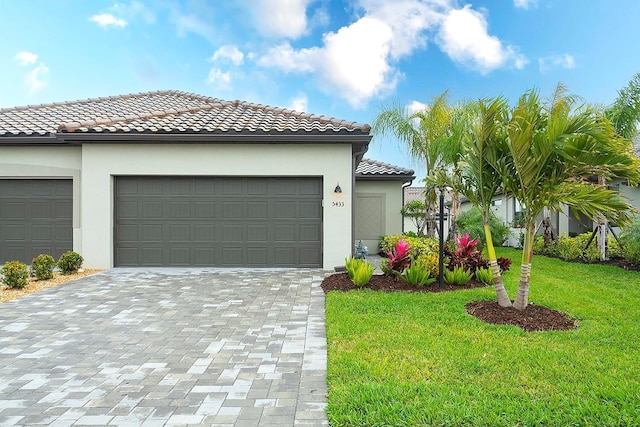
[1, 0, 640, 180]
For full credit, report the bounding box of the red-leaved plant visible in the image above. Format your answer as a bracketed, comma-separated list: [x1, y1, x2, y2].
[446, 232, 488, 275]
[381, 239, 412, 276]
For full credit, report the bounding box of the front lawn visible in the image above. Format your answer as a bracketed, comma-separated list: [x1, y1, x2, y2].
[325, 247, 640, 426]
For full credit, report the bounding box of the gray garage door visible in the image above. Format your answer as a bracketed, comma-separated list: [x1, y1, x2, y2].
[0, 179, 73, 264]
[114, 176, 323, 267]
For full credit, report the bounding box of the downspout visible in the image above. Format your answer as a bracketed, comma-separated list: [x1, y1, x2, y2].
[401, 179, 415, 233]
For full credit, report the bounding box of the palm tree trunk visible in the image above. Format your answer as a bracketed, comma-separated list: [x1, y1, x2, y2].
[513, 223, 536, 311]
[484, 221, 512, 307]
[448, 191, 460, 241]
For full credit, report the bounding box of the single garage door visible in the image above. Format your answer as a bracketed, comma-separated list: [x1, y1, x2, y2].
[0, 179, 73, 264]
[114, 176, 323, 267]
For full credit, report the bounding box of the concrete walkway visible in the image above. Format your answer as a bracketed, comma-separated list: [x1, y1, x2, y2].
[0, 268, 328, 426]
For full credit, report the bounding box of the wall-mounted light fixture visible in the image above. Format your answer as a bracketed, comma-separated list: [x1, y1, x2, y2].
[334, 183, 342, 193]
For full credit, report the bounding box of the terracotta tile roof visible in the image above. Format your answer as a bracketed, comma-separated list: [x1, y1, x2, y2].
[356, 158, 414, 178]
[403, 186, 424, 203]
[0, 90, 371, 137]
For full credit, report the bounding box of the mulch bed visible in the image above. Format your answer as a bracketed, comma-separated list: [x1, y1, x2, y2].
[321, 272, 577, 332]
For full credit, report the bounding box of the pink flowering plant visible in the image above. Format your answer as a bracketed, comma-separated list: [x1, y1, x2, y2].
[381, 238, 412, 276]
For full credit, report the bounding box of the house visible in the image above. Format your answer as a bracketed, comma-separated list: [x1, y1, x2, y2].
[0, 90, 412, 269]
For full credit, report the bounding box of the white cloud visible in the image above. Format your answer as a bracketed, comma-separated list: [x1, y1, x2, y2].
[14, 51, 38, 66]
[206, 67, 232, 90]
[538, 54, 575, 73]
[513, 0, 537, 9]
[25, 64, 49, 93]
[90, 13, 128, 28]
[357, 0, 446, 58]
[407, 100, 428, 115]
[289, 93, 308, 112]
[211, 45, 244, 66]
[248, 0, 312, 39]
[436, 5, 527, 74]
[259, 16, 398, 108]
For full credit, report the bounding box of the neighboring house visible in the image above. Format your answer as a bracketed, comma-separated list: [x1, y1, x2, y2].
[0, 90, 412, 269]
[355, 160, 415, 253]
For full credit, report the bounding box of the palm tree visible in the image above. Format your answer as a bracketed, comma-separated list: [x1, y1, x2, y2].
[373, 92, 452, 237]
[497, 86, 640, 310]
[458, 97, 512, 307]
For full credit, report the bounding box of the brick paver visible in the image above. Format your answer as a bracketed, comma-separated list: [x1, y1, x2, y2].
[0, 268, 328, 426]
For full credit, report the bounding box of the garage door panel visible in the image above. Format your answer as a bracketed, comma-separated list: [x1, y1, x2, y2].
[247, 225, 267, 242]
[170, 202, 191, 218]
[247, 201, 267, 218]
[223, 225, 243, 242]
[274, 202, 296, 219]
[2, 202, 26, 218]
[142, 224, 163, 242]
[142, 201, 163, 218]
[169, 224, 191, 241]
[115, 177, 322, 267]
[299, 224, 321, 241]
[195, 201, 215, 218]
[194, 224, 216, 241]
[0, 179, 73, 264]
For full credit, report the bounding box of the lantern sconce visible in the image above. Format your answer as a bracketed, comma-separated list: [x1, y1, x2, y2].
[334, 183, 342, 193]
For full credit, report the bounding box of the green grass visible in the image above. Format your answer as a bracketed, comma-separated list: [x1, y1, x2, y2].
[326, 248, 640, 426]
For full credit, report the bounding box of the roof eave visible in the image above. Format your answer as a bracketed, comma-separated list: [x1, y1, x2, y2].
[356, 173, 416, 182]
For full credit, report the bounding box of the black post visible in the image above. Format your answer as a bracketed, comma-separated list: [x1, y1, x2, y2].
[438, 187, 445, 288]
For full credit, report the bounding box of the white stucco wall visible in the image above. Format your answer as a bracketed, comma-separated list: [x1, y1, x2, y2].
[354, 180, 405, 253]
[80, 143, 354, 270]
[0, 146, 83, 251]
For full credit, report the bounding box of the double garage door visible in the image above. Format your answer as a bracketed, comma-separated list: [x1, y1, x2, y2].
[0, 179, 73, 264]
[114, 176, 323, 267]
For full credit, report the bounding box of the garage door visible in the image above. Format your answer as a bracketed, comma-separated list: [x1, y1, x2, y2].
[114, 177, 323, 267]
[0, 179, 73, 264]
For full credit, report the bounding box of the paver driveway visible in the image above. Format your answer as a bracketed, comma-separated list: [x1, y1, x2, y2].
[0, 268, 328, 426]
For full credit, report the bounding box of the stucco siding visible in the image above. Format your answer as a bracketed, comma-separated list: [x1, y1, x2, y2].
[355, 180, 404, 253]
[81, 143, 353, 269]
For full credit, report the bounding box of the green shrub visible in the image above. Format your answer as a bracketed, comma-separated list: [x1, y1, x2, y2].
[379, 235, 439, 259]
[620, 218, 640, 264]
[345, 257, 375, 287]
[455, 207, 512, 251]
[535, 232, 624, 262]
[474, 267, 493, 285]
[31, 254, 56, 280]
[57, 251, 84, 275]
[555, 235, 583, 261]
[415, 253, 440, 278]
[1, 261, 29, 289]
[444, 266, 472, 286]
[401, 261, 435, 287]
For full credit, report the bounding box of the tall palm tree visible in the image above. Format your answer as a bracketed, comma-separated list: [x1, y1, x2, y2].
[458, 97, 512, 307]
[372, 92, 452, 237]
[497, 87, 640, 310]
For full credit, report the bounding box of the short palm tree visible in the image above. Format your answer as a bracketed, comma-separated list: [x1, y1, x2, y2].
[458, 96, 512, 307]
[497, 87, 640, 310]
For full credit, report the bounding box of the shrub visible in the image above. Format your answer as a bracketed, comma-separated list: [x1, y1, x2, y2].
[444, 266, 472, 286]
[401, 261, 435, 287]
[57, 251, 84, 275]
[345, 257, 375, 287]
[31, 254, 56, 280]
[446, 232, 489, 275]
[535, 232, 624, 262]
[620, 218, 640, 264]
[381, 239, 411, 276]
[455, 207, 512, 251]
[474, 267, 493, 285]
[379, 235, 439, 259]
[496, 256, 512, 272]
[1, 261, 29, 289]
[415, 253, 440, 278]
